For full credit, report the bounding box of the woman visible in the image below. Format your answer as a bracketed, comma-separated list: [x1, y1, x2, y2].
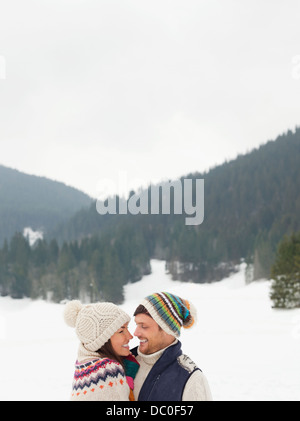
[64, 300, 139, 401]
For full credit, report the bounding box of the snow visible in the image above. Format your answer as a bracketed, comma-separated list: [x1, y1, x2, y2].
[1, 259, 300, 401]
[23, 227, 43, 246]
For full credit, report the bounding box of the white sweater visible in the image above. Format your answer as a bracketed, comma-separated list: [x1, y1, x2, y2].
[133, 341, 213, 401]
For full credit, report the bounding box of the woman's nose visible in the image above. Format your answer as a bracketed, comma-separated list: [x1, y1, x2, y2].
[126, 329, 133, 340]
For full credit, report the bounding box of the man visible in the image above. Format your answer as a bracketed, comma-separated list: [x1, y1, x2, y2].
[131, 291, 212, 401]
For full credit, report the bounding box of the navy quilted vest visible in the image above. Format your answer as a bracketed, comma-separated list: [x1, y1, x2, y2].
[131, 341, 200, 401]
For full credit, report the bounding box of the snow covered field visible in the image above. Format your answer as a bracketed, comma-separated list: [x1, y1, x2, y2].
[1, 259, 300, 401]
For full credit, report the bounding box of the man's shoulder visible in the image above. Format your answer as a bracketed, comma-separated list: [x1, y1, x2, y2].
[177, 353, 202, 373]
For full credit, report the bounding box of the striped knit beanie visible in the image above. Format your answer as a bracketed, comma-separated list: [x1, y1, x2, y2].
[140, 292, 197, 338]
[64, 300, 131, 352]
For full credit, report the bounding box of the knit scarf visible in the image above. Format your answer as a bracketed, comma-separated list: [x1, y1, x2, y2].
[122, 354, 140, 401]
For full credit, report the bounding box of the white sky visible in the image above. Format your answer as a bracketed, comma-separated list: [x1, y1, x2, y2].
[0, 0, 300, 198]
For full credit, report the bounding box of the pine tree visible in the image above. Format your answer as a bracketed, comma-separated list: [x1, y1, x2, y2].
[9, 232, 31, 298]
[270, 232, 300, 308]
[0, 239, 9, 295]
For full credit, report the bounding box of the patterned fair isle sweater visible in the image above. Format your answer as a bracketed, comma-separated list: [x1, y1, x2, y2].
[71, 357, 131, 401]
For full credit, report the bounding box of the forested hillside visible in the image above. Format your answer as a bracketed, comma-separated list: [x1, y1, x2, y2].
[0, 127, 299, 303]
[168, 127, 300, 281]
[48, 127, 300, 283]
[0, 165, 92, 244]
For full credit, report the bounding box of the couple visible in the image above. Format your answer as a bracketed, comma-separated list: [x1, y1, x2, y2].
[64, 292, 212, 401]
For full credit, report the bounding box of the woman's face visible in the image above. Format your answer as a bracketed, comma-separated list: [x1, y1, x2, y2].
[110, 322, 133, 357]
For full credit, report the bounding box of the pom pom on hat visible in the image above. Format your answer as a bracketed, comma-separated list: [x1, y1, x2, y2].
[140, 292, 197, 338]
[182, 300, 197, 329]
[64, 300, 83, 328]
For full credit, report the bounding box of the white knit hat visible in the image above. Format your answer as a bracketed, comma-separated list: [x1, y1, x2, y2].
[64, 300, 131, 352]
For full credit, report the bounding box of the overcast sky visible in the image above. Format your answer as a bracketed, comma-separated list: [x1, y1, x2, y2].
[0, 0, 300, 198]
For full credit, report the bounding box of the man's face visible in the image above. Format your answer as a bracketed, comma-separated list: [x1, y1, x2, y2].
[134, 313, 174, 354]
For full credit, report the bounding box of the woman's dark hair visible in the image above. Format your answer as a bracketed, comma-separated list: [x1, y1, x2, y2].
[97, 339, 125, 369]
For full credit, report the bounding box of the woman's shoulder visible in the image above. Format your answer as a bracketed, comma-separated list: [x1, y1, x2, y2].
[75, 357, 125, 374]
[71, 358, 129, 401]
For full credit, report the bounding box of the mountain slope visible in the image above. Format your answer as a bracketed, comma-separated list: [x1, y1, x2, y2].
[0, 165, 92, 244]
[173, 126, 300, 280]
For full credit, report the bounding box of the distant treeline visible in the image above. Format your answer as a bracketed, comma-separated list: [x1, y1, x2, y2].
[0, 224, 150, 303]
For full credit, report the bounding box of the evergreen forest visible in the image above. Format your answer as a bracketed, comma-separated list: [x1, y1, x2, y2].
[0, 127, 299, 306]
[0, 225, 150, 303]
